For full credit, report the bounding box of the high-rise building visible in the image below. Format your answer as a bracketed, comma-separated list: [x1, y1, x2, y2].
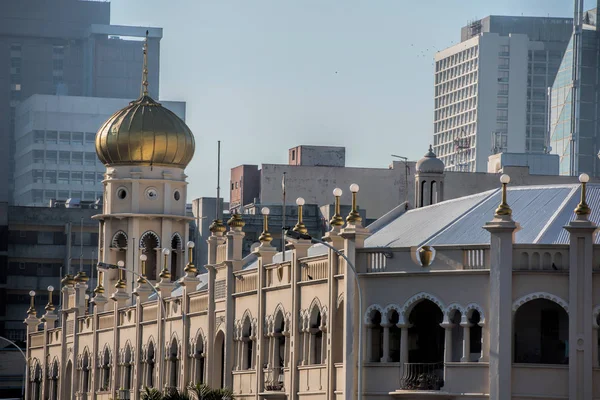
[0, 0, 162, 203]
[549, 2, 600, 176]
[13, 95, 186, 206]
[434, 16, 572, 172]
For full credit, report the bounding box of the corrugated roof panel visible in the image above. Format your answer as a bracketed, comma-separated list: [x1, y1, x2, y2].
[364, 190, 496, 248]
[428, 186, 574, 245]
[548, 184, 600, 244]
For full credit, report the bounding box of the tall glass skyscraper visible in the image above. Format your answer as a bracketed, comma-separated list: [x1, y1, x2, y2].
[550, 3, 600, 175]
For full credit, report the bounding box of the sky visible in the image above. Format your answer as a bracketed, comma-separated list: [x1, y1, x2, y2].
[110, 0, 588, 201]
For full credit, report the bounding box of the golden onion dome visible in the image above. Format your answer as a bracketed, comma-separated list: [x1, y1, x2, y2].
[95, 95, 195, 168]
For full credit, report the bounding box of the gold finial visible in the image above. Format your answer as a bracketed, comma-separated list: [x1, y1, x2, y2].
[141, 30, 149, 97]
[292, 198, 308, 235]
[61, 274, 76, 287]
[138, 254, 148, 283]
[494, 174, 512, 217]
[94, 271, 105, 294]
[184, 241, 197, 274]
[330, 188, 344, 227]
[114, 263, 126, 289]
[84, 294, 90, 313]
[45, 286, 55, 312]
[346, 184, 362, 224]
[209, 219, 226, 234]
[27, 290, 36, 315]
[75, 271, 89, 283]
[227, 212, 246, 229]
[575, 173, 592, 215]
[159, 248, 171, 279]
[259, 207, 273, 244]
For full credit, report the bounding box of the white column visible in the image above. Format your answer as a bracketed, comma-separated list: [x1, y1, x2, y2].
[321, 329, 327, 364]
[479, 323, 486, 362]
[461, 322, 472, 362]
[267, 335, 273, 369]
[399, 324, 410, 378]
[366, 325, 373, 362]
[302, 331, 309, 366]
[441, 323, 453, 363]
[381, 323, 391, 362]
[308, 330, 315, 364]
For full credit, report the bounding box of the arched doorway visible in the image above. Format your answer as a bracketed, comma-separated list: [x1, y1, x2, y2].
[401, 299, 445, 390]
[214, 330, 226, 388]
[514, 298, 568, 364]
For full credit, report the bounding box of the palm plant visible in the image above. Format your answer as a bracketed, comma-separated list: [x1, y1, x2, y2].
[188, 383, 234, 400]
[141, 387, 163, 400]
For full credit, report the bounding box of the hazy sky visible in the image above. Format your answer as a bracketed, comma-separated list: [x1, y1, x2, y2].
[110, 0, 585, 201]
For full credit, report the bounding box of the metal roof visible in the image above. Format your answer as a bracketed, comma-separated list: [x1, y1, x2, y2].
[365, 184, 600, 248]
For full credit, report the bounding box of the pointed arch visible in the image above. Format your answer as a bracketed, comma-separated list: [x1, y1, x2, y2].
[48, 358, 59, 400]
[444, 303, 465, 323]
[512, 292, 569, 313]
[140, 230, 160, 248]
[145, 337, 156, 388]
[383, 304, 402, 325]
[171, 232, 183, 249]
[308, 298, 323, 327]
[167, 334, 180, 388]
[111, 230, 128, 248]
[64, 360, 73, 400]
[400, 292, 446, 325]
[337, 293, 344, 308]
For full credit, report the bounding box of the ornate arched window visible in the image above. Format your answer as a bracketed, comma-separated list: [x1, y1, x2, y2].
[140, 231, 160, 280]
[171, 233, 182, 281]
[365, 307, 384, 362]
[145, 341, 156, 388]
[99, 346, 111, 391]
[190, 332, 205, 385]
[241, 315, 254, 370]
[79, 349, 91, 393]
[48, 359, 59, 400]
[121, 344, 133, 391]
[167, 338, 180, 390]
[30, 359, 42, 400]
[308, 304, 325, 365]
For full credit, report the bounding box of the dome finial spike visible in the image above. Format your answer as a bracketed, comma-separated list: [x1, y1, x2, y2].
[141, 30, 149, 97]
[429, 144, 433, 152]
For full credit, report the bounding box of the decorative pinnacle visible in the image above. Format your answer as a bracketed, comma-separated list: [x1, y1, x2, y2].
[94, 271, 105, 294]
[141, 30, 149, 96]
[61, 274, 76, 287]
[114, 268, 126, 289]
[75, 271, 89, 283]
[494, 174, 512, 217]
[292, 198, 308, 235]
[330, 188, 344, 227]
[209, 219, 226, 234]
[159, 249, 171, 280]
[184, 241, 197, 274]
[227, 213, 246, 229]
[45, 286, 55, 312]
[27, 290, 36, 315]
[259, 207, 273, 244]
[575, 173, 591, 216]
[346, 184, 362, 224]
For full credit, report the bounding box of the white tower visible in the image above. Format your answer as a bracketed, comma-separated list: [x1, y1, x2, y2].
[92, 38, 195, 294]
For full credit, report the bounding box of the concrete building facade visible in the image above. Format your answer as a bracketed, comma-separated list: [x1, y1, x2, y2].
[0, 0, 162, 203]
[434, 16, 572, 172]
[13, 95, 186, 206]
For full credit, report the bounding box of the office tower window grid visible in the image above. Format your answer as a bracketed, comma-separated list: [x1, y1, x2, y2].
[433, 45, 479, 172]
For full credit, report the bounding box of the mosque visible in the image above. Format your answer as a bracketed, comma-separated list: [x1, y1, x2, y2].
[23, 41, 600, 400]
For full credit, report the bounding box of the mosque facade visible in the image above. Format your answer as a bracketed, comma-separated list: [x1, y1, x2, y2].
[23, 41, 600, 400]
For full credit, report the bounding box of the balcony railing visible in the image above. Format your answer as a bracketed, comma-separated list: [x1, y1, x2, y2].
[399, 362, 444, 391]
[117, 389, 131, 400]
[264, 367, 285, 392]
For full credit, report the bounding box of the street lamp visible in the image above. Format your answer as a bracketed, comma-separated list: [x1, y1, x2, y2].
[285, 227, 364, 400]
[0, 336, 27, 400]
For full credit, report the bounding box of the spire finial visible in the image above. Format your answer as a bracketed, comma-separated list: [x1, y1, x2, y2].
[141, 30, 149, 97]
[429, 144, 433, 152]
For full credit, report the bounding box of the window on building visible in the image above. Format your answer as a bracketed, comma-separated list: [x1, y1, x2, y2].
[99, 347, 111, 391]
[84, 172, 95, 185]
[498, 71, 509, 82]
[84, 191, 95, 200]
[58, 172, 69, 184]
[59, 132, 70, 144]
[85, 132, 95, 144]
[44, 170, 57, 184]
[57, 190, 69, 200]
[46, 150, 57, 164]
[34, 130, 45, 144]
[72, 152, 83, 165]
[44, 190, 56, 201]
[72, 132, 83, 145]
[168, 339, 179, 388]
[32, 190, 43, 203]
[84, 152, 95, 165]
[71, 172, 82, 184]
[46, 131, 57, 144]
[33, 150, 44, 164]
[33, 170, 43, 183]
[59, 151, 70, 164]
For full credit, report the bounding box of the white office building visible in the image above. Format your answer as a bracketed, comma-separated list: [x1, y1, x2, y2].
[433, 16, 572, 172]
[13, 94, 186, 206]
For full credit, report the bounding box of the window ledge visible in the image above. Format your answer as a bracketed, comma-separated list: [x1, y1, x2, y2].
[512, 363, 568, 369]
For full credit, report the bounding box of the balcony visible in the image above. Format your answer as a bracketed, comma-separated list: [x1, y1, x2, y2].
[399, 362, 444, 391]
[264, 367, 285, 392]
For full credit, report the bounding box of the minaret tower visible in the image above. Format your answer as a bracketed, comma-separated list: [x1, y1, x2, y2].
[92, 32, 196, 294]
